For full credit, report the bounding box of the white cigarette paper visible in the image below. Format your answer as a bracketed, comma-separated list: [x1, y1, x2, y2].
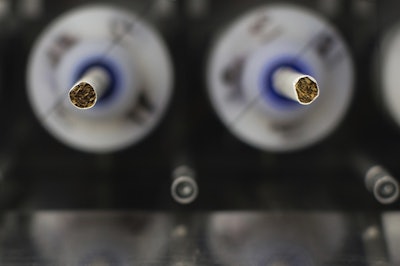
[272, 67, 319, 105]
[69, 67, 110, 109]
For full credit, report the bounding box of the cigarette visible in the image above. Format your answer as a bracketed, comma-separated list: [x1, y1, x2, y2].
[272, 67, 319, 105]
[68, 67, 110, 109]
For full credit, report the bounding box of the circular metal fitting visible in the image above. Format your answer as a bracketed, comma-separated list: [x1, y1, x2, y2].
[366, 165, 399, 204]
[171, 166, 198, 205]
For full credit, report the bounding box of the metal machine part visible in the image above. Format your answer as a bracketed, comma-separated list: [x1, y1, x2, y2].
[207, 4, 354, 152]
[382, 212, 400, 265]
[30, 212, 171, 265]
[379, 21, 400, 129]
[365, 166, 399, 205]
[354, 154, 400, 205]
[0, 1, 398, 264]
[27, 5, 173, 153]
[171, 165, 198, 205]
[206, 212, 348, 266]
[0, 212, 381, 265]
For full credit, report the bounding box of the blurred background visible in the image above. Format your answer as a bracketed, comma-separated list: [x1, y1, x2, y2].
[0, 0, 399, 265]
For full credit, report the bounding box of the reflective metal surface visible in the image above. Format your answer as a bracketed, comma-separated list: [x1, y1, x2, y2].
[383, 212, 400, 265]
[0, 211, 393, 265]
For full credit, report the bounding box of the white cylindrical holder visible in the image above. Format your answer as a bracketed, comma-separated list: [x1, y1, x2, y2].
[207, 4, 354, 152]
[69, 67, 110, 109]
[380, 22, 400, 128]
[273, 67, 319, 105]
[26, 6, 174, 153]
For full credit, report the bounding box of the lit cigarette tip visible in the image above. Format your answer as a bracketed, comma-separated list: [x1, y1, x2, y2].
[273, 68, 319, 105]
[69, 82, 97, 109]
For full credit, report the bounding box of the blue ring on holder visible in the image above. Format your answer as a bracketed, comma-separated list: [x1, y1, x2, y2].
[73, 57, 121, 106]
[260, 57, 314, 110]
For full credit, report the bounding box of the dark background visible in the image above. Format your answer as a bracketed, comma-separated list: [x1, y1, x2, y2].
[0, 0, 398, 211]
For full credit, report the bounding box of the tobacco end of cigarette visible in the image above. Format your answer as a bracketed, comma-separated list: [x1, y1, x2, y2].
[295, 77, 319, 105]
[69, 82, 97, 109]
